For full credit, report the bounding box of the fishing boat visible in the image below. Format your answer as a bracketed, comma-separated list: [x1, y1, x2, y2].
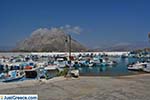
[106, 61, 117, 66]
[24, 67, 39, 78]
[142, 63, 150, 72]
[44, 65, 58, 78]
[88, 62, 95, 67]
[53, 57, 68, 71]
[128, 62, 147, 71]
[70, 69, 79, 78]
[2, 70, 25, 82]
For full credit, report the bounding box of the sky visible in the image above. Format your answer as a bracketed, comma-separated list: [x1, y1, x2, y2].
[0, 0, 150, 48]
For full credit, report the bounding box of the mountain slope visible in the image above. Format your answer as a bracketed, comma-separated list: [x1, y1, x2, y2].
[15, 28, 87, 52]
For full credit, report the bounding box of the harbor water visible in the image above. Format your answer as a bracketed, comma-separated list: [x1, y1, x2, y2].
[79, 57, 140, 76]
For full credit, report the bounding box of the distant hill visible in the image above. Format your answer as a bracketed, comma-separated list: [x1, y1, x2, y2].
[15, 28, 87, 52]
[96, 42, 150, 51]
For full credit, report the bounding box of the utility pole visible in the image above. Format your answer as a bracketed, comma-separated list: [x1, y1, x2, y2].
[68, 34, 71, 61]
[148, 32, 150, 42]
[65, 34, 71, 60]
[66, 34, 72, 77]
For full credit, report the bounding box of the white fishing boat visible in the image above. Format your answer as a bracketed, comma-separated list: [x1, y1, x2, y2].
[106, 61, 117, 66]
[142, 63, 150, 72]
[44, 65, 59, 79]
[54, 58, 67, 68]
[44, 65, 58, 70]
[70, 69, 79, 78]
[128, 62, 147, 71]
[88, 62, 95, 67]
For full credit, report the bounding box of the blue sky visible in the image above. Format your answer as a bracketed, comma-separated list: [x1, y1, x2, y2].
[0, 0, 150, 48]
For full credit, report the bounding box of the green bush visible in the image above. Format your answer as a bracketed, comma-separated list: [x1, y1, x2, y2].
[56, 68, 68, 77]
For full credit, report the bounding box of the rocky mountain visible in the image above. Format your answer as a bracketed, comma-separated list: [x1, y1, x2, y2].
[15, 28, 87, 52]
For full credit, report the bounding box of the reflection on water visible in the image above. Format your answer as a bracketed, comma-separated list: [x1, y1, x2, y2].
[79, 57, 140, 76]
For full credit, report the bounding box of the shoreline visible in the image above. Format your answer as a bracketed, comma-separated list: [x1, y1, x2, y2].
[0, 73, 149, 91]
[0, 76, 65, 91]
[0, 74, 150, 100]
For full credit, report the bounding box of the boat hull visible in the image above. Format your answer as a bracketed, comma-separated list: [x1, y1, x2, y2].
[2, 75, 24, 82]
[25, 70, 37, 78]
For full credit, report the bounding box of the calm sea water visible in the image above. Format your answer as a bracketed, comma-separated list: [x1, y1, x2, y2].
[79, 57, 141, 76]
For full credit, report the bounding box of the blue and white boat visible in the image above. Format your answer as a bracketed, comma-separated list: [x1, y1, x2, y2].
[1, 70, 25, 82]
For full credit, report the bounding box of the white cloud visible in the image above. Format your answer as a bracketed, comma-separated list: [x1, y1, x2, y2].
[61, 25, 82, 34]
[31, 25, 83, 36]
